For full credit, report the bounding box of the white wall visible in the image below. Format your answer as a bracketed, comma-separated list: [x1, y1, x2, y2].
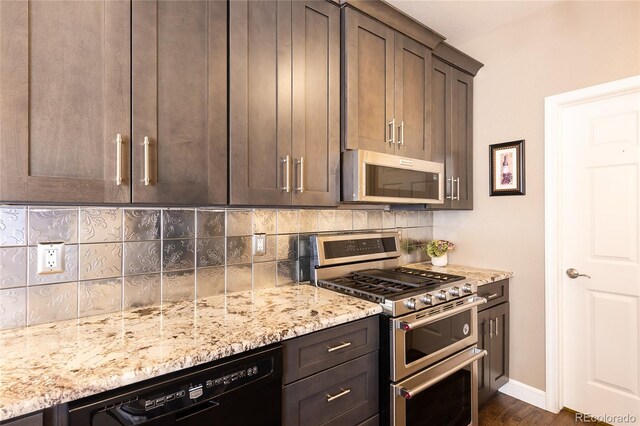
[434, 0, 640, 391]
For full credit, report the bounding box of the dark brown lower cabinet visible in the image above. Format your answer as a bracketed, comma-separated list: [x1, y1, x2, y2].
[478, 282, 510, 406]
[282, 316, 380, 426]
[1, 412, 42, 426]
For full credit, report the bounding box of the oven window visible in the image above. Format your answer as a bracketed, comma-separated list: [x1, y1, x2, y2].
[406, 367, 472, 426]
[365, 165, 439, 199]
[405, 310, 472, 364]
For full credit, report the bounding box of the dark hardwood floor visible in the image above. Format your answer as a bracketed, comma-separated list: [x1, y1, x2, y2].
[480, 393, 609, 425]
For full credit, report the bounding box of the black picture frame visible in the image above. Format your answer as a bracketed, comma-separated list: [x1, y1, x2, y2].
[489, 140, 525, 196]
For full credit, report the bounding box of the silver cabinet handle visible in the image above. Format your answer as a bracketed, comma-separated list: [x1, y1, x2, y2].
[446, 177, 453, 200]
[388, 119, 395, 145]
[115, 134, 123, 186]
[455, 177, 461, 201]
[143, 136, 151, 186]
[281, 155, 291, 193]
[485, 293, 499, 300]
[489, 318, 494, 337]
[296, 157, 304, 193]
[326, 341, 351, 352]
[398, 121, 404, 146]
[495, 317, 499, 336]
[326, 388, 351, 402]
[566, 268, 591, 279]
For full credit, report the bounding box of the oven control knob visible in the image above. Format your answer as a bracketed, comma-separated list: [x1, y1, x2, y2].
[420, 295, 434, 305]
[462, 284, 473, 294]
[448, 287, 460, 297]
[404, 298, 417, 310]
[436, 290, 448, 301]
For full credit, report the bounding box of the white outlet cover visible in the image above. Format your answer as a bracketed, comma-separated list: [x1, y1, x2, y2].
[37, 242, 65, 275]
[253, 234, 266, 256]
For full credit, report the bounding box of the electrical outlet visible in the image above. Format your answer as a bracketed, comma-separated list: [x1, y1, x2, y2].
[37, 242, 65, 275]
[253, 234, 266, 256]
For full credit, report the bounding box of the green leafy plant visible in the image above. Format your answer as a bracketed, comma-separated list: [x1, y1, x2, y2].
[425, 240, 456, 258]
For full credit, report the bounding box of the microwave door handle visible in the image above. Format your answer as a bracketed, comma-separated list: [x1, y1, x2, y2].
[398, 348, 488, 399]
[398, 296, 487, 331]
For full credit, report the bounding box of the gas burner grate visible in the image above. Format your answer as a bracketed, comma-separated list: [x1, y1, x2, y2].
[393, 267, 465, 284]
[318, 272, 426, 302]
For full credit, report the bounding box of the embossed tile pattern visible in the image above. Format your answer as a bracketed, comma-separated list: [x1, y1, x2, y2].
[80, 209, 122, 243]
[163, 210, 195, 239]
[196, 267, 225, 298]
[79, 278, 122, 317]
[0, 288, 26, 329]
[163, 240, 195, 272]
[162, 271, 195, 303]
[124, 209, 161, 241]
[79, 243, 122, 281]
[226, 237, 252, 265]
[123, 241, 161, 276]
[123, 274, 161, 309]
[0, 208, 26, 246]
[0, 247, 27, 289]
[27, 282, 77, 326]
[196, 210, 225, 238]
[28, 209, 78, 245]
[7, 205, 433, 327]
[196, 237, 225, 268]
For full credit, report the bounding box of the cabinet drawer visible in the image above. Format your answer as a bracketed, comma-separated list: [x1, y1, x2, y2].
[1, 412, 42, 426]
[357, 414, 379, 426]
[478, 279, 509, 310]
[283, 316, 379, 384]
[283, 351, 379, 426]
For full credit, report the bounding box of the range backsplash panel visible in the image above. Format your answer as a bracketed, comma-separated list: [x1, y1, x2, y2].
[0, 207, 432, 329]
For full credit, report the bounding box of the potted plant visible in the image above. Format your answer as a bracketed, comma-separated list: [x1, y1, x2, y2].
[425, 240, 455, 267]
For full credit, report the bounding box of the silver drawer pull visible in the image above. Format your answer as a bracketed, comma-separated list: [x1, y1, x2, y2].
[326, 388, 351, 402]
[485, 293, 499, 300]
[326, 341, 351, 352]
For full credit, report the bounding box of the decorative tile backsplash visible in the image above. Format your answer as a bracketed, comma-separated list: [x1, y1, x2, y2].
[0, 206, 433, 329]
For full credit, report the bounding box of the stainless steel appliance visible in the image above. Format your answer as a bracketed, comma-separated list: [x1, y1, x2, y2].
[311, 232, 487, 426]
[68, 345, 282, 426]
[342, 149, 445, 204]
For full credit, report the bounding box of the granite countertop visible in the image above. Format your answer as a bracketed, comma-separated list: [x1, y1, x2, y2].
[0, 285, 382, 421]
[404, 263, 513, 286]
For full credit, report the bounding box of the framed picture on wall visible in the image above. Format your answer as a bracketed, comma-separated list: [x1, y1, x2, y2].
[490, 140, 525, 196]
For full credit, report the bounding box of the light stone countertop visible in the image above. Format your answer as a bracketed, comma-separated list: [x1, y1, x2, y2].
[404, 263, 513, 286]
[0, 285, 382, 421]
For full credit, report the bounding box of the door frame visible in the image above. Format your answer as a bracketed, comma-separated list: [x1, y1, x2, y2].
[543, 75, 640, 413]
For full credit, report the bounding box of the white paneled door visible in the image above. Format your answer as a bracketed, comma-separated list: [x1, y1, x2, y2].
[561, 84, 640, 424]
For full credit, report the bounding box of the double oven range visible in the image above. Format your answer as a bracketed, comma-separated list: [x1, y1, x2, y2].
[311, 232, 487, 426]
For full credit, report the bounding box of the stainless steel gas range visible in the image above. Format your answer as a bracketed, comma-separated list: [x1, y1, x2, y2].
[311, 232, 487, 426]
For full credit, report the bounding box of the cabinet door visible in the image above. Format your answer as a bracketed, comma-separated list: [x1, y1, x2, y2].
[489, 302, 510, 393]
[0, 0, 130, 203]
[132, 0, 227, 204]
[394, 33, 432, 160]
[449, 69, 474, 209]
[431, 57, 450, 204]
[229, 0, 292, 205]
[343, 8, 395, 154]
[477, 308, 493, 406]
[291, 1, 340, 206]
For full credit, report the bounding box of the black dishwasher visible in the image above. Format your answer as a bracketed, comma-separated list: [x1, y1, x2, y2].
[68, 345, 282, 426]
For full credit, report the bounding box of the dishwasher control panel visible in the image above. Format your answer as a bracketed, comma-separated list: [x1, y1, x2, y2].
[68, 346, 282, 426]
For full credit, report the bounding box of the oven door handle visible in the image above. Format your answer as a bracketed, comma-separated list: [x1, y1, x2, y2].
[398, 347, 487, 399]
[398, 296, 487, 331]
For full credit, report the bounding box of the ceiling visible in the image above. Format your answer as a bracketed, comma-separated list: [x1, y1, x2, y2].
[386, 0, 563, 46]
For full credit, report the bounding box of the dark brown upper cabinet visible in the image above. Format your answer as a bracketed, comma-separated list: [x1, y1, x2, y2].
[132, 0, 227, 205]
[343, 7, 434, 161]
[230, 0, 340, 207]
[0, 0, 227, 205]
[0, 0, 131, 203]
[432, 43, 482, 210]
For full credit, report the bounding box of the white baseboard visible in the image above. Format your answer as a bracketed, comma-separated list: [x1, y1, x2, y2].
[499, 379, 547, 410]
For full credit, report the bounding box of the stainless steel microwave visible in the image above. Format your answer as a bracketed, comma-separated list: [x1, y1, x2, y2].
[342, 150, 444, 204]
